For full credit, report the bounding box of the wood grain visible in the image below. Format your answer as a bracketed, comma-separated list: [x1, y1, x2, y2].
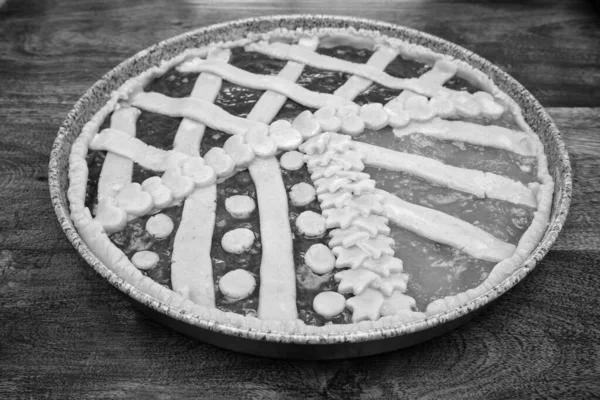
[0, 0, 599, 398]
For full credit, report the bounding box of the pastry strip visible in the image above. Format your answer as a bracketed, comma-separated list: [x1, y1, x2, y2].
[353, 141, 537, 208]
[393, 118, 535, 157]
[247, 38, 319, 321]
[177, 59, 355, 110]
[377, 189, 516, 262]
[171, 49, 231, 307]
[96, 107, 141, 201]
[334, 46, 398, 99]
[245, 41, 442, 96]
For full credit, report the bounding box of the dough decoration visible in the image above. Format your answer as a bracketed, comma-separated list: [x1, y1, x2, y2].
[225, 195, 256, 219]
[221, 228, 255, 254]
[131, 251, 159, 270]
[279, 150, 305, 171]
[313, 291, 346, 319]
[219, 269, 256, 302]
[289, 182, 317, 207]
[304, 243, 336, 275]
[67, 27, 553, 330]
[146, 213, 174, 239]
[296, 211, 327, 237]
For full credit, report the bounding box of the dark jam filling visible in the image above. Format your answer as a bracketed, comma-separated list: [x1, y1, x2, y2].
[83, 43, 540, 322]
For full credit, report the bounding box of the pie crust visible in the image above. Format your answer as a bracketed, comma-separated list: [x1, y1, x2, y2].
[67, 26, 553, 333]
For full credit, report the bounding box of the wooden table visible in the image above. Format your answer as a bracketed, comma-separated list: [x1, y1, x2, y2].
[1, 0, 599, 398]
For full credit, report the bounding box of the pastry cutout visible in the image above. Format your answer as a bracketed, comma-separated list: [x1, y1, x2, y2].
[313, 291, 346, 319]
[279, 150, 305, 171]
[161, 165, 195, 201]
[225, 195, 256, 219]
[351, 215, 390, 236]
[245, 125, 277, 157]
[292, 110, 321, 139]
[221, 228, 255, 254]
[429, 94, 456, 118]
[219, 269, 256, 302]
[314, 106, 342, 132]
[345, 288, 385, 322]
[384, 101, 411, 128]
[204, 147, 235, 178]
[296, 211, 327, 237]
[269, 119, 303, 150]
[319, 191, 353, 209]
[354, 235, 395, 259]
[335, 268, 380, 295]
[289, 182, 316, 207]
[146, 213, 174, 239]
[329, 226, 376, 246]
[331, 245, 371, 269]
[304, 243, 336, 275]
[322, 207, 361, 229]
[223, 134, 256, 169]
[141, 176, 174, 210]
[373, 273, 408, 296]
[181, 157, 217, 187]
[360, 103, 389, 130]
[115, 182, 154, 217]
[453, 91, 482, 118]
[380, 291, 416, 317]
[362, 255, 404, 277]
[404, 95, 436, 122]
[131, 250, 159, 270]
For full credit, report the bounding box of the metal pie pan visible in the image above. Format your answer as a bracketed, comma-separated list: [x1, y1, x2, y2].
[49, 15, 572, 359]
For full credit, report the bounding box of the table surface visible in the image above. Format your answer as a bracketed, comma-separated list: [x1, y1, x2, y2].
[1, 0, 599, 398]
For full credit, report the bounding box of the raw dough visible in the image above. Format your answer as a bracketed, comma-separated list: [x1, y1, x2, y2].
[131, 251, 159, 270]
[313, 291, 346, 319]
[289, 183, 316, 207]
[225, 195, 256, 219]
[146, 213, 174, 239]
[296, 211, 327, 237]
[304, 243, 336, 275]
[219, 269, 256, 302]
[280, 151, 305, 170]
[221, 228, 255, 254]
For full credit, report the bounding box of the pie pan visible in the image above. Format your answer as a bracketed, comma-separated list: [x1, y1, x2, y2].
[48, 15, 572, 359]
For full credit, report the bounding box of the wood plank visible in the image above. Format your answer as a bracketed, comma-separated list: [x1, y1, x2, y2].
[1, 0, 599, 107]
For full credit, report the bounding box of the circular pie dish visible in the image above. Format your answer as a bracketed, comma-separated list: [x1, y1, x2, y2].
[49, 15, 572, 359]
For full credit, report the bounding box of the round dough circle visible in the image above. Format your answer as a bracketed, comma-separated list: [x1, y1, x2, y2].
[280, 151, 305, 171]
[222, 228, 255, 254]
[313, 291, 346, 319]
[296, 211, 326, 237]
[305, 244, 336, 275]
[225, 195, 256, 219]
[219, 269, 256, 302]
[131, 251, 159, 270]
[289, 182, 316, 207]
[146, 213, 174, 239]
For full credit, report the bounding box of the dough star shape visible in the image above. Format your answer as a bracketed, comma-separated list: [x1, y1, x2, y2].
[345, 288, 385, 323]
[335, 268, 381, 295]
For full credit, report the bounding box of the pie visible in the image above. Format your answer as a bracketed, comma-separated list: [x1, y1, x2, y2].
[67, 26, 553, 333]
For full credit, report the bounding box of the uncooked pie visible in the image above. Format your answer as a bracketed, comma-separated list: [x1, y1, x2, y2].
[68, 27, 553, 332]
